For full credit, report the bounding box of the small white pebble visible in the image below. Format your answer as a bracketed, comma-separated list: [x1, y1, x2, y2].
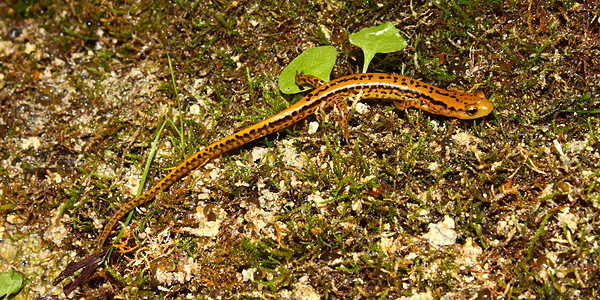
[308, 121, 319, 134]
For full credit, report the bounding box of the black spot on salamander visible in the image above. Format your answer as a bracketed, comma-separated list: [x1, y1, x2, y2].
[402, 87, 416, 95]
[434, 89, 451, 97]
[296, 109, 307, 119]
[418, 94, 449, 110]
[256, 126, 267, 135]
[306, 98, 323, 110]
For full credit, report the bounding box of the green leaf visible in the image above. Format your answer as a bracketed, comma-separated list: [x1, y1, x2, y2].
[278, 46, 337, 94]
[349, 22, 407, 73]
[0, 269, 24, 299]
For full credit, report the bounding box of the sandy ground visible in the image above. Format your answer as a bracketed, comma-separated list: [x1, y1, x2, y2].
[1, 1, 599, 299]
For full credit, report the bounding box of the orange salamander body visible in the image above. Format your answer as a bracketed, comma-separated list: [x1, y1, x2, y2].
[95, 72, 493, 252]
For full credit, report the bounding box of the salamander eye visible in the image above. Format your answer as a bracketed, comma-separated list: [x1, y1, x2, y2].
[466, 106, 479, 116]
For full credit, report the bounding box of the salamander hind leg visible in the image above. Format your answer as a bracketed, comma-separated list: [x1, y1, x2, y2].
[295, 71, 325, 88]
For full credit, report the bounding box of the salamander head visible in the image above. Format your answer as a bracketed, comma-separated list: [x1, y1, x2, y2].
[448, 91, 494, 120]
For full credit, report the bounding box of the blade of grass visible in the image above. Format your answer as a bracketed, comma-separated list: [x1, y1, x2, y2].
[136, 119, 168, 197]
[106, 118, 168, 263]
[168, 54, 185, 158]
[526, 211, 553, 262]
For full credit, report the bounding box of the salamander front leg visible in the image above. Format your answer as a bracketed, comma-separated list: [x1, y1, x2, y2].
[394, 101, 410, 111]
[333, 96, 349, 141]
